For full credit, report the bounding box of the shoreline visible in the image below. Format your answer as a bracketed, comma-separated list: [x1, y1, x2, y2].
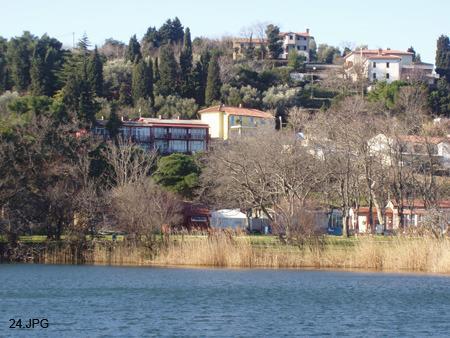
[3, 261, 450, 277]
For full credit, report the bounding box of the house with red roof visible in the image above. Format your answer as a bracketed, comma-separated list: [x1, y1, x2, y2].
[344, 48, 435, 84]
[93, 117, 209, 154]
[198, 104, 274, 140]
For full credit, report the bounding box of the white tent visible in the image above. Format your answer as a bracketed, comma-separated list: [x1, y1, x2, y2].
[210, 209, 248, 229]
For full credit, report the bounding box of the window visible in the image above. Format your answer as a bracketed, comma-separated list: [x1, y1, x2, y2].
[190, 128, 206, 139]
[386, 62, 390, 68]
[155, 140, 168, 152]
[303, 46, 307, 50]
[297, 46, 300, 50]
[386, 73, 390, 79]
[373, 62, 376, 68]
[289, 35, 293, 40]
[154, 127, 167, 138]
[169, 127, 187, 138]
[190, 141, 205, 152]
[230, 115, 235, 125]
[169, 140, 188, 153]
[373, 73, 377, 80]
[191, 216, 208, 222]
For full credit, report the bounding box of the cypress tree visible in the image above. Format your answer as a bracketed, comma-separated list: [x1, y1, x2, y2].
[87, 46, 104, 96]
[106, 101, 122, 142]
[0, 37, 8, 94]
[126, 35, 142, 63]
[192, 50, 210, 105]
[435, 35, 450, 81]
[7, 32, 36, 92]
[205, 51, 221, 106]
[154, 57, 160, 83]
[157, 45, 178, 96]
[118, 82, 132, 106]
[180, 27, 194, 98]
[131, 59, 153, 106]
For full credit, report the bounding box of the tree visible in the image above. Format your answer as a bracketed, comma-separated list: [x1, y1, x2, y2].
[87, 46, 104, 97]
[105, 101, 122, 141]
[157, 45, 178, 96]
[7, 32, 37, 92]
[159, 17, 184, 45]
[435, 35, 450, 81]
[180, 27, 194, 98]
[0, 37, 8, 94]
[205, 51, 222, 106]
[287, 49, 306, 71]
[153, 95, 198, 119]
[265, 24, 282, 59]
[308, 38, 317, 61]
[125, 35, 142, 63]
[30, 34, 64, 96]
[192, 51, 210, 105]
[153, 153, 201, 198]
[131, 59, 154, 106]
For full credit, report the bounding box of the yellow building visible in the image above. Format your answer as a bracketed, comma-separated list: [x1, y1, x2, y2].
[198, 105, 274, 140]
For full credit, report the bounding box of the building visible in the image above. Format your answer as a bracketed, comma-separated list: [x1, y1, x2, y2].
[94, 117, 209, 154]
[368, 133, 450, 172]
[344, 48, 435, 84]
[198, 105, 274, 140]
[232, 29, 313, 60]
[350, 200, 450, 233]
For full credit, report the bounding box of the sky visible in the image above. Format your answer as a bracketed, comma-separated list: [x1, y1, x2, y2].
[1, 0, 449, 64]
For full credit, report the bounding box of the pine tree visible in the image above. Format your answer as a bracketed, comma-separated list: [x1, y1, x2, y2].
[435, 35, 450, 81]
[87, 46, 104, 96]
[265, 24, 282, 59]
[126, 35, 142, 63]
[180, 27, 194, 98]
[205, 51, 221, 106]
[157, 45, 178, 96]
[131, 59, 153, 106]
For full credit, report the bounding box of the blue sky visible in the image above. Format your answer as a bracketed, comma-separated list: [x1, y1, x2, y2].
[1, 0, 449, 63]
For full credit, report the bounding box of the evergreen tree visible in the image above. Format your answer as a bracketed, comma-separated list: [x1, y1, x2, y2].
[0, 37, 8, 93]
[131, 59, 153, 106]
[7, 31, 37, 92]
[153, 57, 160, 83]
[30, 34, 64, 96]
[159, 17, 184, 45]
[435, 35, 450, 81]
[308, 38, 317, 62]
[87, 46, 104, 96]
[157, 45, 178, 96]
[180, 27, 194, 98]
[192, 50, 210, 105]
[106, 101, 122, 141]
[118, 82, 132, 106]
[205, 51, 221, 106]
[171, 17, 184, 43]
[143, 26, 161, 48]
[265, 24, 282, 59]
[407, 46, 417, 62]
[126, 35, 142, 63]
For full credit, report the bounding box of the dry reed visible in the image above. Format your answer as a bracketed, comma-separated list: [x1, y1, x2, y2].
[39, 235, 450, 274]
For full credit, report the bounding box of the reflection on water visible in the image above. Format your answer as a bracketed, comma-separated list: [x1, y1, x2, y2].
[1, 265, 449, 337]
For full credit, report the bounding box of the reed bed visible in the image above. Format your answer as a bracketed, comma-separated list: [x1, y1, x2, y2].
[38, 234, 450, 274]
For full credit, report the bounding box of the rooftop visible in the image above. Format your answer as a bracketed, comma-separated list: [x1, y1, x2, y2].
[345, 49, 414, 59]
[97, 117, 209, 128]
[198, 105, 274, 119]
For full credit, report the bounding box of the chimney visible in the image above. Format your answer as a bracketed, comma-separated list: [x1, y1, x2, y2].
[387, 47, 391, 50]
[306, 28, 310, 34]
[158, 115, 162, 119]
[378, 48, 382, 55]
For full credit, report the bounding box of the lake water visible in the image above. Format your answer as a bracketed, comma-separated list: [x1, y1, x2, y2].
[1, 265, 450, 337]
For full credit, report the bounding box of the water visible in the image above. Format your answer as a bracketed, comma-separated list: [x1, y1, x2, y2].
[1, 265, 450, 337]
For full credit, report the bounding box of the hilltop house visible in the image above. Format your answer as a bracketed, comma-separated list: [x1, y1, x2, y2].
[232, 29, 313, 60]
[199, 105, 274, 140]
[344, 48, 435, 84]
[93, 117, 209, 154]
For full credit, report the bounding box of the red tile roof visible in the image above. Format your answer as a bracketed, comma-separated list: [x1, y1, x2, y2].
[199, 105, 274, 119]
[345, 49, 414, 59]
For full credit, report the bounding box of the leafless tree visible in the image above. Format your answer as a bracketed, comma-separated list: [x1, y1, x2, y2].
[102, 139, 157, 187]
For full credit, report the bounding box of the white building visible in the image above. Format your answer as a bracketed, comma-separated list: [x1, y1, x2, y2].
[344, 48, 435, 84]
[278, 30, 312, 60]
[210, 209, 248, 229]
[232, 29, 313, 60]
